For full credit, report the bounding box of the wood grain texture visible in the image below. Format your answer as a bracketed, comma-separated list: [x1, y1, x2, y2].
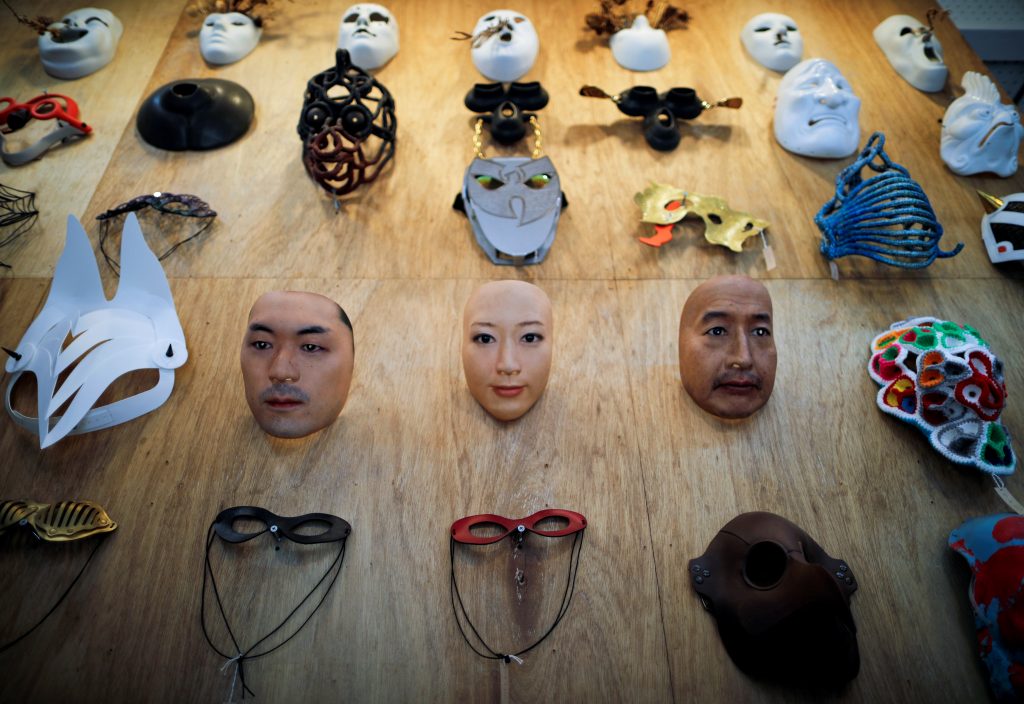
[1, 0, 1023, 702]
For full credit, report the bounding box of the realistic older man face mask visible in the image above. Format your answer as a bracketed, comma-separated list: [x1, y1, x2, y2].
[462, 280, 553, 421]
[679, 275, 777, 419]
[241, 291, 354, 438]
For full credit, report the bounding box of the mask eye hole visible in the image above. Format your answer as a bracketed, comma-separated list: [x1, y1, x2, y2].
[525, 174, 550, 189]
[369, 12, 389, 22]
[513, 16, 525, 23]
[532, 515, 569, 532]
[786, 24, 797, 31]
[743, 541, 788, 589]
[230, 517, 267, 535]
[707, 213, 723, 225]
[900, 27, 914, 35]
[475, 175, 504, 190]
[231, 20, 245, 26]
[467, 521, 507, 539]
[483, 15, 495, 21]
[754, 26, 770, 32]
[304, 105, 329, 130]
[290, 518, 333, 538]
[344, 13, 358, 22]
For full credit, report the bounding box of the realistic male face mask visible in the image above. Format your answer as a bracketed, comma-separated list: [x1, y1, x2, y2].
[678, 275, 776, 419]
[740, 13, 802, 72]
[609, 15, 669, 72]
[470, 10, 539, 82]
[941, 72, 1023, 178]
[461, 280, 553, 421]
[337, 3, 399, 70]
[873, 14, 947, 92]
[38, 8, 123, 79]
[199, 12, 261, 65]
[241, 291, 354, 439]
[775, 58, 861, 159]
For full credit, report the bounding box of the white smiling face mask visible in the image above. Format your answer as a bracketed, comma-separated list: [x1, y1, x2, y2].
[775, 58, 861, 158]
[4, 214, 187, 448]
[469, 9, 539, 82]
[38, 7, 123, 79]
[740, 12, 802, 72]
[873, 14, 947, 92]
[337, 3, 399, 70]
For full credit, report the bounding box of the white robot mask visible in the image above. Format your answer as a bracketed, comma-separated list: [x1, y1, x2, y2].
[740, 13, 802, 72]
[979, 191, 1024, 264]
[775, 58, 861, 159]
[199, 12, 261, 65]
[468, 10, 539, 83]
[38, 8, 123, 80]
[941, 72, 1023, 178]
[873, 15, 947, 93]
[337, 3, 399, 70]
[4, 214, 188, 448]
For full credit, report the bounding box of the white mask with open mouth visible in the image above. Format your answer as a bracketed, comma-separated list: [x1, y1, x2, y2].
[199, 12, 261, 65]
[941, 72, 1023, 177]
[337, 3, 399, 70]
[469, 9, 539, 82]
[740, 12, 802, 72]
[873, 14, 947, 93]
[38, 7, 123, 79]
[775, 58, 860, 158]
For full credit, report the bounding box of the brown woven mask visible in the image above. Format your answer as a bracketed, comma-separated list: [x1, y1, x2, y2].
[689, 512, 859, 687]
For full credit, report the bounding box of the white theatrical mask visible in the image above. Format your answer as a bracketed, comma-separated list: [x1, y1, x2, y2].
[199, 12, 261, 65]
[470, 10, 539, 82]
[38, 8, 123, 79]
[873, 15, 947, 92]
[941, 72, 1023, 177]
[775, 58, 861, 159]
[609, 15, 669, 72]
[740, 13, 802, 72]
[337, 3, 399, 69]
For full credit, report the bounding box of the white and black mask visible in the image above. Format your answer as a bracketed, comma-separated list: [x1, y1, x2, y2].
[469, 10, 539, 83]
[740, 13, 801, 72]
[873, 15, 947, 93]
[337, 3, 399, 70]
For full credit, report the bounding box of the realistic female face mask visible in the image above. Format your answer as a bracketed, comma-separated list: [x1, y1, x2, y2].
[337, 3, 399, 70]
[470, 10, 539, 82]
[609, 15, 670, 72]
[199, 12, 261, 65]
[740, 13, 802, 72]
[461, 280, 553, 421]
[241, 291, 355, 439]
[775, 58, 861, 158]
[941, 72, 1023, 178]
[38, 8, 123, 79]
[678, 275, 776, 419]
[873, 15, 947, 92]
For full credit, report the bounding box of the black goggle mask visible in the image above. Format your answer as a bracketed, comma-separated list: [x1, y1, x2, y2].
[202, 505, 351, 700]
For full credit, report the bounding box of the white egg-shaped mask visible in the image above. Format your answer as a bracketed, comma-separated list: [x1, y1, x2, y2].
[38, 8, 123, 80]
[199, 12, 261, 65]
[337, 3, 399, 70]
[609, 15, 669, 72]
[775, 58, 861, 159]
[740, 12, 802, 72]
[873, 15, 947, 93]
[470, 9, 539, 83]
[941, 72, 1023, 178]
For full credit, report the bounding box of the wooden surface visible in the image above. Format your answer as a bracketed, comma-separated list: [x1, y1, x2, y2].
[1, 0, 1022, 702]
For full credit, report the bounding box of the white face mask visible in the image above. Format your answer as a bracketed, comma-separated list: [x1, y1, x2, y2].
[199, 12, 261, 65]
[470, 9, 539, 82]
[4, 214, 187, 449]
[775, 58, 861, 159]
[941, 72, 1023, 178]
[38, 7, 123, 80]
[609, 15, 669, 72]
[740, 13, 802, 72]
[873, 15, 947, 92]
[337, 3, 399, 70]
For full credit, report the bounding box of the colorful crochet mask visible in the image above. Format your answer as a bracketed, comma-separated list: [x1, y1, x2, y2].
[689, 512, 859, 686]
[868, 317, 1015, 475]
[949, 514, 1024, 702]
[634, 182, 768, 250]
[979, 191, 1024, 264]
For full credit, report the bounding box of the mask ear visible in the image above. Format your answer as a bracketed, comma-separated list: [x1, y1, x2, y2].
[113, 212, 175, 308]
[48, 215, 106, 314]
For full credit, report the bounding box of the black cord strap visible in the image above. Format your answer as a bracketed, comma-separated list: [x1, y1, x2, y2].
[450, 530, 584, 663]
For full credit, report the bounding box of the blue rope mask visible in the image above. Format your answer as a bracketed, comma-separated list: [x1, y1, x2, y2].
[815, 132, 963, 268]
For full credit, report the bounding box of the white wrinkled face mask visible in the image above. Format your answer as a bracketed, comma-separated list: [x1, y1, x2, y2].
[740, 12, 802, 72]
[199, 12, 261, 65]
[38, 7, 123, 79]
[775, 58, 860, 159]
[469, 9, 539, 82]
[337, 3, 399, 70]
[873, 15, 947, 93]
[4, 213, 187, 448]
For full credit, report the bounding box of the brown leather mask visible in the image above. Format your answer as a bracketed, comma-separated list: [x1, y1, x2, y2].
[688, 512, 859, 687]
